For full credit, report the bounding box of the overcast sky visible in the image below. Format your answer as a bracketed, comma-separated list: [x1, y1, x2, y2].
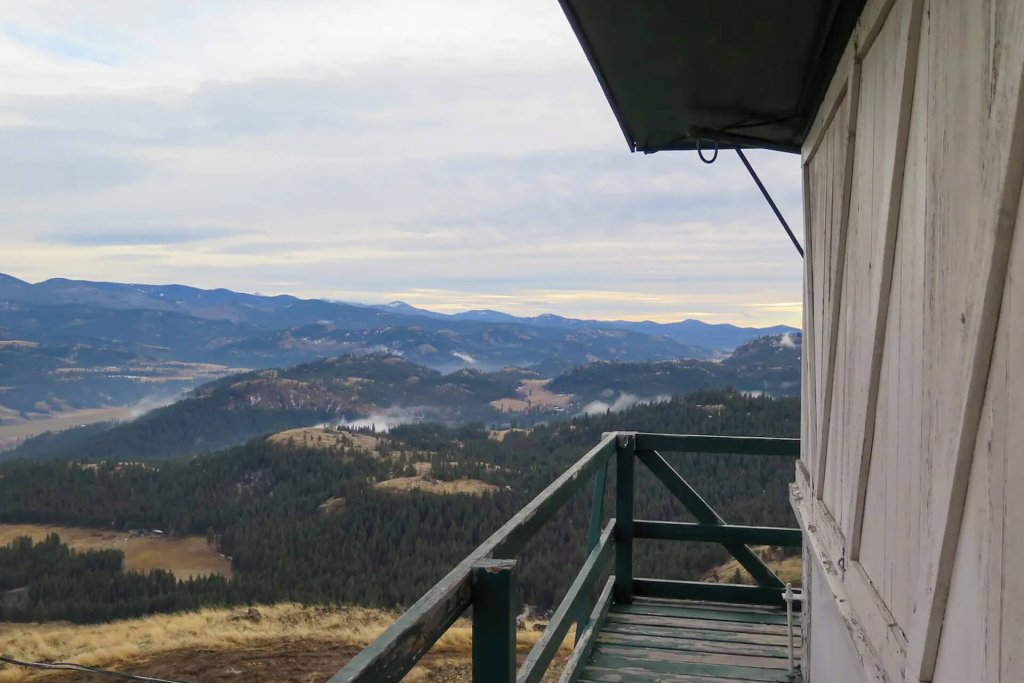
[1, 1, 804, 326]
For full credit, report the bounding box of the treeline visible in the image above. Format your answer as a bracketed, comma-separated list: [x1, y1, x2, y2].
[0, 389, 799, 622]
[0, 534, 236, 622]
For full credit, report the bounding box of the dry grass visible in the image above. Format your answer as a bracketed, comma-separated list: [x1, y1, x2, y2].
[490, 380, 571, 414]
[373, 476, 498, 496]
[0, 407, 137, 451]
[268, 428, 427, 463]
[0, 604, 395, 682]
[0, 604, 569, 682]
[0, 525, 231, 579]
[268, 427, 385, 454]
[703, 546, 803, 587]
[487, 428, 531, 442]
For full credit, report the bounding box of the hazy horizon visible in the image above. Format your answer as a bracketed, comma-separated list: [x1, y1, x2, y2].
[1, 1, 804, 326]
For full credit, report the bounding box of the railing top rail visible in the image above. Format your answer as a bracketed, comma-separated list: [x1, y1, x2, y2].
[330, 432, 618, 683]
[634, 433, 800, 457]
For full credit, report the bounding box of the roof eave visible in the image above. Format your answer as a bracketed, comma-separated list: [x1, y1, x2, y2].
[557, 0, 637, 153]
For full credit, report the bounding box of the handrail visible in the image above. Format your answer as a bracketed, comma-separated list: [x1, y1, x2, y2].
[330, 432, 617, 682]
[635, 432, 800, 456]
[332, 431, 802, 682]
[517, 519, 614, 683]
[634, 520, 803, 546]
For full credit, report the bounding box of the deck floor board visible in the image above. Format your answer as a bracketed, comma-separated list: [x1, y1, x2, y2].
[582, 598, 801, 682]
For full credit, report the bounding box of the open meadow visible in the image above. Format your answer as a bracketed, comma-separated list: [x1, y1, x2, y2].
[0, 524, 231, 579]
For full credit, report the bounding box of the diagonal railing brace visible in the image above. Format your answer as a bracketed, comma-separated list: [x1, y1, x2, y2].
[636, 449, 785, 589]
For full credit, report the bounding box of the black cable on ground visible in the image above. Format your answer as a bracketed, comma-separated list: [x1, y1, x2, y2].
[0, 654, 194, 683]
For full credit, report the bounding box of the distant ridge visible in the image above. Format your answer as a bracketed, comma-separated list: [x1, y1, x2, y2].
[0, 272, 797, 377]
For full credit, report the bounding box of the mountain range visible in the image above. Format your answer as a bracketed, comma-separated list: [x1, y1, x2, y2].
[0, 273, 796, 371]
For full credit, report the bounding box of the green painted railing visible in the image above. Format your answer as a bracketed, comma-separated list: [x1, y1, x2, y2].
[330, 432, 801, 683]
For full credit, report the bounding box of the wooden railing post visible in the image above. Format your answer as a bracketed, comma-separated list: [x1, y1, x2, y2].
[575, 455, 608, 645]
[472, 559, 517, 683]
[614, 432, 636, 604]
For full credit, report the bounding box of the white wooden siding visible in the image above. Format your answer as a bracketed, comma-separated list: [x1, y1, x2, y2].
[797, 0, 1024, 680]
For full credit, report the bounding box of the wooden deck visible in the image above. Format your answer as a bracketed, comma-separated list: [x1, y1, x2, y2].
[332, 434, 803, 683]
[577, 597, 801, 683]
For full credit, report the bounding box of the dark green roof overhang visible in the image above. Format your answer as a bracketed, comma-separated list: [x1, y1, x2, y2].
[558, 0, 866, 154]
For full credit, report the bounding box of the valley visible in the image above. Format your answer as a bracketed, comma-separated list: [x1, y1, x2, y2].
[0, 273, 803, 681]
[4, 334, 800, 463]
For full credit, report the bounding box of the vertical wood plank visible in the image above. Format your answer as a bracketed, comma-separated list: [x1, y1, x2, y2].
[858, 0, 929, 631]
[822, 0, 907, 537]
[908, 0, 1024, 677]
[614, 433, 635, 605]
[813, 57, 861, 503]
[473, 559, 518, 683]
[577, 460, 608, 645]
[848, 0, 925, 560]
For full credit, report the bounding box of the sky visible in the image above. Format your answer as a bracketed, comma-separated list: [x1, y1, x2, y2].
[0, 1, 804, 326]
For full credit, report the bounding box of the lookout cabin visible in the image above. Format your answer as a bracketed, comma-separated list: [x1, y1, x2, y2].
[334, 0, 1024, 680]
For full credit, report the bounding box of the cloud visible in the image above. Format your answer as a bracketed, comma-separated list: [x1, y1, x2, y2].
[330, 406, 426, 433]
[579, 392, 672, 416]
[0, 126, 147, 196]
[0, 0, 804, 326]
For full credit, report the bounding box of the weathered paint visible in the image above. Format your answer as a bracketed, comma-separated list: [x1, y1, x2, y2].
[330, 432, 616, 682]
[633, 434, 799, 457]
[518, 521, 614, 683]
[632, 579, 793, 609]
[335, 432, 805, 681]
[472, 559, 517, 682]
[632, 520, 802, 547]
[614, 433, 635, 605]
[799, 0, 1024, 680]
[576, 459, 609, 644]
[559, 577, 614, 683]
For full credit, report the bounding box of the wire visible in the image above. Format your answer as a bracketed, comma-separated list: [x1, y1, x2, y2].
[0, 654, 194, 683]
[734, 148, 805, 258]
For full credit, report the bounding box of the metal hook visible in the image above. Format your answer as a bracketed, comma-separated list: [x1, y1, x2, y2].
[696, 138, 719, 164]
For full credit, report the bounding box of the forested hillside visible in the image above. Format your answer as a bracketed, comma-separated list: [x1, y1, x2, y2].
[550, 332, 801, 400]
[7, 335, 800, 463]
[0, 389, 798, 623]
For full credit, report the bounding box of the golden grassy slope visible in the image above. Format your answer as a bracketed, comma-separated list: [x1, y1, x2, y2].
[372, 476, 498, 496]
[0, 604, 568, 683]
[703, 546, 803, 587]
[267, 427, 385, 454]
[490, 380, 571, 413]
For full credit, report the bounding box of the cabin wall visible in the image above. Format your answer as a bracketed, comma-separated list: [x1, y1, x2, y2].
[796, 0, 1024, 681]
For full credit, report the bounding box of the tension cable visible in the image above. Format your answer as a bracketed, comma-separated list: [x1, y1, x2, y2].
[734, 148, 804, 258]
